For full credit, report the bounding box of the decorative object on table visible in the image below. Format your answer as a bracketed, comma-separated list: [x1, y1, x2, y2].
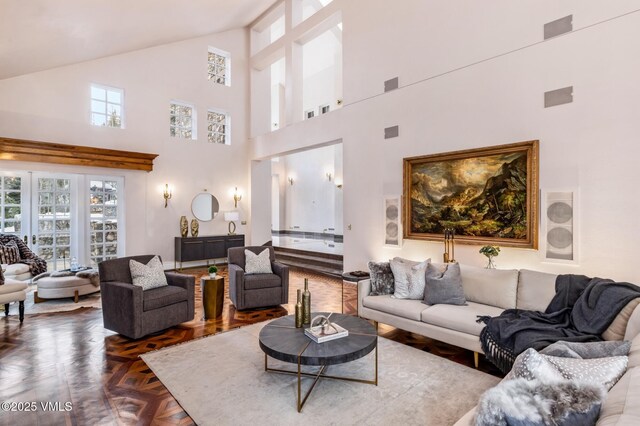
[479, 245, 500, 269]
[233, 186, 242, 208]
[383, 196, 402, 247]
[295, 289, 303, 328]
[190, 218, 199, 237]
[224, 211, 240, 235]
[304, 314, 348, 343]
[163, 183, 172, 208]
[403, 140, 539, 249]
[443, 228, 455, 263]
[302, 278, 311, 324]
[542, 189, 577, 262]
[180, 215, 189, 238]
[208, 265, 218, 278]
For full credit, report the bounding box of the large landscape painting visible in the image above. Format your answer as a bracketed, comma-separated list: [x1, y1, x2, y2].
[403, 141, 539, 248]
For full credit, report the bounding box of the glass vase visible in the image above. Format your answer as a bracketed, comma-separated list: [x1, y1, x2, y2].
[485, 257, 496, 269]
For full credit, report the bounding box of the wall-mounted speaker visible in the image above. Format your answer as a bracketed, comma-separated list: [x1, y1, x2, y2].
[544, 191, 574, 261]
[384, 197, 401, 246]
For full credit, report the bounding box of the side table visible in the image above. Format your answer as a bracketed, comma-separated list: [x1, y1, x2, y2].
[201, 276, 224, 319]
[341, 271, 370, 314]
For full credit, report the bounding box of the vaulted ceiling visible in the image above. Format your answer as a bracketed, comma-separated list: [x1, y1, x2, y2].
[0, 0, 276, 80]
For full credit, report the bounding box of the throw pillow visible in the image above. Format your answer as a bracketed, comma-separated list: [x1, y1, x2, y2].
[390, 257, 429, 299]
[507, 348, 628, 391]
[245, 249, 273, 274]
[368, 261, 394, 295]
[602, 298, 640, 341]
[422, 262, 466, 306]
[130, 256, 168, 291]
[0, 241, 20, 265]
[474, 377, 605, 426]
[541, 340, 632, 359]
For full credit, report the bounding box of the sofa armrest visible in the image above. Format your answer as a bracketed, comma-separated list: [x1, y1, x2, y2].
[165, 272, 195, 318]
[358, 279, 372, 316]
[272, 262, 290, 304]
[228, 263, 245, 305]
[99, 280, 143, 338]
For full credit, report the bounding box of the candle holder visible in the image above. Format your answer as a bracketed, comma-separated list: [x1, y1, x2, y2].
[443, 228, 456, 263]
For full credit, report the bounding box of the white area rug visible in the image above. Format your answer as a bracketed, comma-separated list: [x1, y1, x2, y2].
[142, 322, 500, 425]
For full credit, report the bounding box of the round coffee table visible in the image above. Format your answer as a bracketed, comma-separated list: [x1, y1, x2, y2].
[259, 312, 378, 412]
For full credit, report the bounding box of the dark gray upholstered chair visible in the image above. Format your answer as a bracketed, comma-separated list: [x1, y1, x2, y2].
[228, 246, 289, 310]
[99, 255, 195, 339]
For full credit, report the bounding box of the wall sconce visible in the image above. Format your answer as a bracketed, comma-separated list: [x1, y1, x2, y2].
[224, 211, 240, 235]
[326, 172, 332, 182]
[163, 184, 172, 208]
[288, 177, 294, 186]
[233, 187, 242, 208]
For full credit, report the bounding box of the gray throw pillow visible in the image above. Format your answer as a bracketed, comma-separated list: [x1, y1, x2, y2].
[541, 340, 632, 359]
[130, 256, 168, 291]
[368, 261, 394, 295]
[245, 249, 273, 274]
[390, 257, 429, 299]
[423, 262, 466, 306]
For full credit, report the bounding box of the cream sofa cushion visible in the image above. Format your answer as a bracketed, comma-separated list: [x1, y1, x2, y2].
[421, 302, 504, 336]
[603, 298, 640, 341]
[362, 294, 428, 321]
[517, 269, 557, 312]
[628, 333, 640, 369]
[459, 264, 518, 309]
[0, 281, 28, 295]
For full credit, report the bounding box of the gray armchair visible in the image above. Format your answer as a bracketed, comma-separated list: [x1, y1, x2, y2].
[99, 255, 195, 339]
[228, 246, 289, 310]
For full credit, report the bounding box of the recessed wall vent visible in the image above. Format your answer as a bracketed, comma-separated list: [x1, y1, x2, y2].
[384, 77, 399, 92]
[544, 15, 573, 40]
[544, 86, 573, 108]
[384, 125, 399, 139]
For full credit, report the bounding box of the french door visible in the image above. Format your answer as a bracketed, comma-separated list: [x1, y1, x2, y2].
[0, 171, 123, 271]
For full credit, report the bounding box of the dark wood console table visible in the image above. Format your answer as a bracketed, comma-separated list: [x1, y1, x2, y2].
[174, 234, 245, 270]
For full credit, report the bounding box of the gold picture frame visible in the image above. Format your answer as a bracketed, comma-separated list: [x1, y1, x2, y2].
[403, 140, 539, 249]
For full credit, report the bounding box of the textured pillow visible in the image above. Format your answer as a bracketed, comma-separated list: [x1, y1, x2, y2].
[423, 262, 466, 306]
[602, 298, 640, 341]
[245, 249, 273, 274]
[390, 257, 429, 299]
[458, 264, 518, 309]
[368, 261, 394, 295]
[507, 348, 628, 391]
[0, 241, 20, 265]
[130, 256, 168, 291]
[541, 340, 632, 359]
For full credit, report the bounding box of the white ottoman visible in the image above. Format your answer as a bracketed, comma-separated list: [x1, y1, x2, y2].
[35, 276, 100, 303]
[0, 279, 28, 322]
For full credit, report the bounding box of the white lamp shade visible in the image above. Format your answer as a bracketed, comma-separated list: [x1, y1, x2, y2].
[224, 211, 240, 222]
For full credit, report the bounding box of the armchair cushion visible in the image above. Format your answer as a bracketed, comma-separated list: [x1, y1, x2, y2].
[245, 249, 273, 274]
[130, 256, 168, 291]
[143, 285, 189, 311]
[1, 263, 30, 276]
[244, 273, 281, 290]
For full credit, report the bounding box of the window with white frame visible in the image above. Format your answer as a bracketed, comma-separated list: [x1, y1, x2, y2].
[208, 47, 231, 86]
[169, 102, 196, 139]
[207, 110, 230, 144]
[91, 84, 124, 128]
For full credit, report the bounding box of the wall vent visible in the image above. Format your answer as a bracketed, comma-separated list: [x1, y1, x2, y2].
[384, 77, 399, 92]
[384, 125, 399, 139]
[544, 15, 573, 40]
[544, 86, 573, 108]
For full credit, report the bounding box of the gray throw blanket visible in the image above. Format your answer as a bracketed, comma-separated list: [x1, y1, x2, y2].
[33, 269, 100, 287]
[478, 275, 640, 374]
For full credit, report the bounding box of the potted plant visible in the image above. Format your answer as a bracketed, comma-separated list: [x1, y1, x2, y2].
[208, 265, 218, 278]
[479, 245, 500, 269]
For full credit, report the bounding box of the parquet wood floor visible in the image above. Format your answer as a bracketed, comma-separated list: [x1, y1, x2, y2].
[0, 267, 501, 425]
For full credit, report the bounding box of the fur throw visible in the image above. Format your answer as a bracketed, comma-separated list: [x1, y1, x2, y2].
[474, 378, 605, 426]
[33, 269, 100, 287]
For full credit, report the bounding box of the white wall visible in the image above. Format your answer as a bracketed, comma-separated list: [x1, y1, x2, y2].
[0, 28, 251, 267]
[250, 0, 640, 283]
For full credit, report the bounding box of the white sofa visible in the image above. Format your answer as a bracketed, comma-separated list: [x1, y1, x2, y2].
[357, 264, 640, 425]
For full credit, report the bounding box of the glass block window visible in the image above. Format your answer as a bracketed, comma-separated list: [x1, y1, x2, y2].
[169, 102, 196, 139]
[207, 110, 229, 145]
[91, 84, 124, 128]
[89, 179, 119, 267]
[0, 176, 22, 235]
[208, 48, 230, 86]
[36, 177, 72, 271]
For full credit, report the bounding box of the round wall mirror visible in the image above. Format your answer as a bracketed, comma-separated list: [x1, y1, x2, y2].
[191, 192, 219, 221]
